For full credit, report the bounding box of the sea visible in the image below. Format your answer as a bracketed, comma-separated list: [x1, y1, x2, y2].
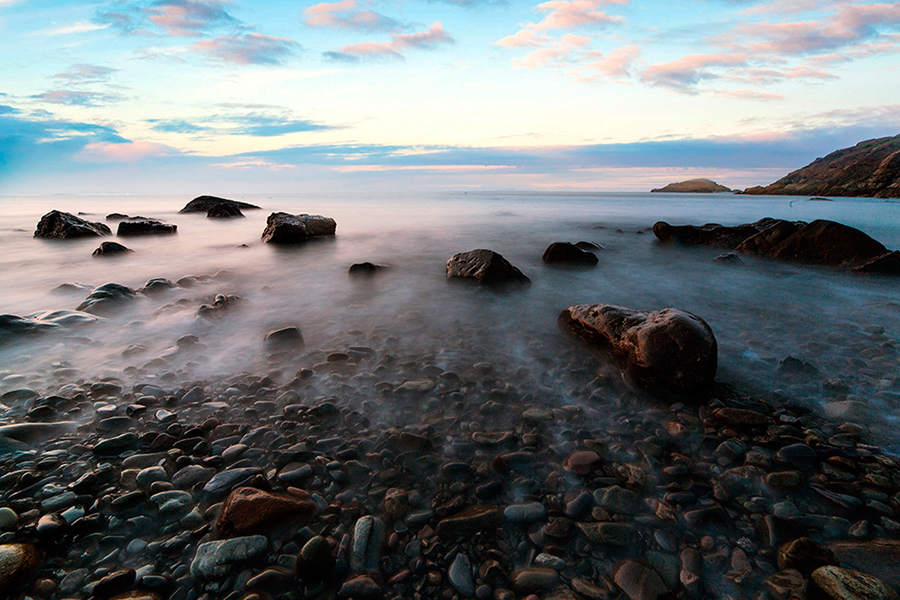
[1, 192, 899, 437]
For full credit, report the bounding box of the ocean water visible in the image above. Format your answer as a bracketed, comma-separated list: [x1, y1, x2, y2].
[1, 192, 899, 433]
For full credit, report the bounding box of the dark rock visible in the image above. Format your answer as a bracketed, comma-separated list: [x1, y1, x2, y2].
[651, 178, 732, 193]
[559, 304, 717, 396]
[117, 220, 177, 236]
[296, 536, 334, 584]
[778, 538, 839, 577]
[509, 567, 559, 594]
[261, 212, 336, 244]
[778, 357, 820, 376]
[0, 421, 77, 453]
[713, 252, 743, 265]
[197, 294, 240, 321]
[202, 468, 263, 500]
[139, 278, 177, 296]
[776, 444, 818, 470]
[216, 486, 315, 536]
[190, 535, 268, 579]
[106, 213, 129, 221]
[76, 283, 136, 316]
[855, 251, 900, 274]
[92, 241, 132, 257]
[264, 327, 304, 353]
[767, 220, 890, 268]
[829, 540, 900, 588]
[92, 569, 136, 600]
[206, 203, 244, 218]
[34, 210, 111, 239]
[542, 242, 598, 266]
[349, 262, 389, 276]
[765, 569, 807, 600]
[613, 560, 671, 600]
[446, 249, 530, 286]
[741, 135, 900, 199]
[179, 195, 260, 213]
[652, 220, 765, 249]
[0, 314, 61, 340]
[735, 220, 804, 256]
[338, 574, 383, 599]
[436, 506, 501, 539]
[93, 433, 139, 455]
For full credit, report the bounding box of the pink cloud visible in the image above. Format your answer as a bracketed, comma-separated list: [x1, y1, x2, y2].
[304, 0, 399, 32]
[641, 52, 747, 90]
[585, 44, 641, 77]
[514, 34, 590, 68]
[146, 1, 235, 37]
[715, 90, 785, 101]
[334, 22, 453, 60]
[193, 33, 299, 65]
[77, 141, 177, 163]
[497, 0, 626, 49]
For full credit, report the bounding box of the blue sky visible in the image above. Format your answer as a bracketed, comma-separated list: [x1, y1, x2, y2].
[1, 0, 899, 193]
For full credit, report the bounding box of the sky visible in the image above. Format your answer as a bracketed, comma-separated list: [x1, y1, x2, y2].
[0, 0, 899, 193]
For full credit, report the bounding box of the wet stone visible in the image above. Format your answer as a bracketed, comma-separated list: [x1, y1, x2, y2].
[190, 535, 268, 579]
[613, 560, 670, 600]
[504, 502, 546, 524]
[510, 567, 559, 594]
[811, 566, 898, 600]
[449, 552, 475, 598]
[594, 485, 639, 515]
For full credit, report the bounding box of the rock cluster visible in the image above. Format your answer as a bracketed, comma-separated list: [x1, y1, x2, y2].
[654, 218, 900, 273]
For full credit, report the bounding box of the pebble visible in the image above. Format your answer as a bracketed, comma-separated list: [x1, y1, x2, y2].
[614, 560, 670, 600]
[190, 535, 268, 579]
[510, 567, 559, 594]
[448, 552, 475, 598]
[0, 507, 18, 531]
[503, 502, 546, 524]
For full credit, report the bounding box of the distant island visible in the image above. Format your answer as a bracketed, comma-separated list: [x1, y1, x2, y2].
[742, 134, 900, 198]
[651, 178, 733, 193]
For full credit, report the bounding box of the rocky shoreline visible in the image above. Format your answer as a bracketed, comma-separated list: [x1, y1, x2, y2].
[2, 207, 899, 600]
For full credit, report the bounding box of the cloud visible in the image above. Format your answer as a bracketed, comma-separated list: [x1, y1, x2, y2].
[331, 21, 453, 60]
[304, 0, 400, 33]
[0, 105, 18, 115]
[77, 140, 178, 162]
[94, 0, 237, 37]
[193, 33, 300, 65]
[147, 112, 338, 137]
[715, 89, 785, 101]
[513, 34, 590, 68]
[34, 21, 112, 36]
[54, 64, 118, 84]
[641, 52, 748, 90]
[497, 0, 627, 48]
[584, 44, 641, 78]
[31, 90, 126, 106]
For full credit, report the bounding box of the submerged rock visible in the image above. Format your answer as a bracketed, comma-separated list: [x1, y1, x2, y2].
[0, 422, 77, 454]
[139, 278, 178, 296]
[560, 304, 717, 396]
[76, 283, 137, 316]
[179, 195, 260, 213]
[349, 262, 389, 276]
[264, 327, 304, 352]
[117, 219, 177, 236]
[190, 535, 268, 579]
[446, 249, 531, 286]
[26, 310, 101, 327]
[92, 241, 132, 257]
[261, 212, 336, 244]
[542, 242, 599, 266]
[0, 314, 61, 340]
[34, 210, 111, 239]
[0, 544, 41, 591]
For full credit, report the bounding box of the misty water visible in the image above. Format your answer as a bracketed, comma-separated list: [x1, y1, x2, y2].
[1, 192, 899, 438]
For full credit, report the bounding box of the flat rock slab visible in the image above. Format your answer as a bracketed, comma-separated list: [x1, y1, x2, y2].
[190, 535, 268, 579]
[828, 540, 900, 588]
[436, 506, 501, 539]
[261, 212, 336, 244]
[216, 486, 315, 536]
[811, 566, 898, 600]
[34, 210, 111, 239]
[559, 304, 717, 396]
[117, 220, 177, 236]
[446, 249, 530, 286]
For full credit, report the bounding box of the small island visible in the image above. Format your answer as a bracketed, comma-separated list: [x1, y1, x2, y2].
[651, 178, 733, 193]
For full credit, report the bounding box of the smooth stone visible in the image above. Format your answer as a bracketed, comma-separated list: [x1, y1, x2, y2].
[503, 502, 546, 524]
[577, 522, 636, 546]
[136, 466, 168, 488]
[150, 490, 193, 514]
[594, 486, 639, 515]
[201, 467, 263, 501]
[216, 486, 315, 537]
[0, 508, 18, 531]
[338, 574, 383, 599]
[509, 567, 559, 594]
[296, 536, 334, 584]
[613, 560, 670, 600]
[172, 465, 216, 489]
[436, 506, 501, 539]
[190, 535, 268, 579]
[449, 552, 475, 598]
[0, 544, 40, 589]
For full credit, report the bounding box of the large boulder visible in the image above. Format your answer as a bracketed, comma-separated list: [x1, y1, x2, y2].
[767, 219, 889, 267]
[446, 249, 531, 286]
[179, 195, 260, 213]
[261, 212, 336, 244]
[0, 314, 61, 341]
[542, 242, 599, 266]
[76, 283, 136, 316]
[559, 304, 717, 396]
[207, 203, 244, 219]
[216, 487, 316, 537]
[117, 219, 177, 236]
[34, 210, 110, 239]
[652, 220, 768, 249]
[734, 220, 804, 256]
[0, 543, 41, 591]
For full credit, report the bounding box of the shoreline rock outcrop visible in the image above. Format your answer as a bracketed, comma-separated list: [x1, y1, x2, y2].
[542, 242, 599, 266]
[117, 219, 177, 236]
[559, 304, 718, 396]
[742, 135, 900, 198]
[34, 211, 111, 239]
[654, 217, 900, 273]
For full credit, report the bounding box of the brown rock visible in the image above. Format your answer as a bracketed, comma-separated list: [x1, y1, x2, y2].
[828, 539, 900, 588]
[0, 544, 40, 591]
[509, 567, 559, 594]
[765, 569, 807, 600]
[768, 220, 889, 268]
[811, 565, 898, 600]
[652, 220, 761, 249]
[216, 486, 316, 537]
[735, 220, 803, 256]
[261, 212, 336, 244]
[613, 560, 671, 600]
[711, 407, 769, 426]
[436, 505, 501, 539]
[563, 450, 601, 475]
[778, 538, 838, 578]
[559, 304, 717, 396]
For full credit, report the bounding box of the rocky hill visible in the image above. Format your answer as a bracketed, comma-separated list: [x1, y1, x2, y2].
[651, 178, 732, 193]
[742, 135, 900, 198]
